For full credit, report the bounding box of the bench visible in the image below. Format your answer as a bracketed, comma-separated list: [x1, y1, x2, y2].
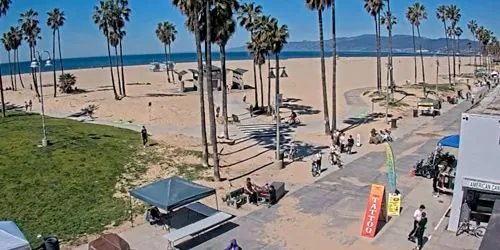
[164, 211, 232, 249]
[223, 187, 247, 208]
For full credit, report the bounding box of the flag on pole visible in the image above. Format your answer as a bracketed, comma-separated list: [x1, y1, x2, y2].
[385, 142, 397, 193]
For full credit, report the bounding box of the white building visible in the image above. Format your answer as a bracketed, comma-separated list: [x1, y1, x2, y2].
[448, 87, 500, 231]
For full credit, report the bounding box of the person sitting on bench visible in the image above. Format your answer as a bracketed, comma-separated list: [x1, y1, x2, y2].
[245, 178, 258, 204]
[146, 206, 162, 225]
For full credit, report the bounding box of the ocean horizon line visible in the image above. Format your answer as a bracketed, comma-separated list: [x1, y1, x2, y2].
[1, 50, 454, 75]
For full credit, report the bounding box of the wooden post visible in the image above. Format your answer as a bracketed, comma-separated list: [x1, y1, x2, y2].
[215, 191, 219, 211]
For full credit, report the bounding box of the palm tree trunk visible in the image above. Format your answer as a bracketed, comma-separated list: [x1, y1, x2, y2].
[417, 26, 426, 95]
[30, 47, 40, 97]
[119, 39, 126, 97]
[457, 37, 461, 75]
[106, 40, 119, 100]
[376, 14, 382, 91]
[267, 58, 271, 114]
[52, 29, 57, 97]
[474, 38, 478, 71]
[452, 34, 456, 78]
[387, 0, 394, 96]
[16, 50, 24, 88]
[114, 46, 122, 96]
[259, 63, 264, 108]
[0, 63, 5, 117]
[411, 25, 417, 84]
[443, 22, 452, 85]
[11, 50, 17, 90]
[8, 51, 14, 90]
[169, 44, 175, 83]
[164, 44, 170, 83]
[57, 29, 64, 74]
[275, 52, 281, 159]
[194, 19, 209, 168]
[252, 48, 259, 108]
[318, 9, 330, 134]
[331, 0, 337, 131]
[206, 0, 221, 181]
[220, 44, 229, 140]
[374, 16, 381, 90]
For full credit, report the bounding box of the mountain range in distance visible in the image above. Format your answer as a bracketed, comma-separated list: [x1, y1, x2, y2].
[230, 34, 479, 53]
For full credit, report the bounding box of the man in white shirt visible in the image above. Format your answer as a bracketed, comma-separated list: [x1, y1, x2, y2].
[408, 204, 426, 241]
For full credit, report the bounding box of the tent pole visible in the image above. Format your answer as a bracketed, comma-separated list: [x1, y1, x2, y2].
[215, 191, 219, 211]
[129, 195, 134, 227]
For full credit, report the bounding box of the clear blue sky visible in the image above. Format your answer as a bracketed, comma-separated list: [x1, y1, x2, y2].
[0, 0, 497, 61]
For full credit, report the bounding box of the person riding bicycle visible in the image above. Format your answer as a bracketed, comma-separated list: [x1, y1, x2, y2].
[288, 110, 298, 124]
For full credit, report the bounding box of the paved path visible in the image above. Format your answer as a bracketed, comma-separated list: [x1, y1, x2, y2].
[180, 86, 491, 250]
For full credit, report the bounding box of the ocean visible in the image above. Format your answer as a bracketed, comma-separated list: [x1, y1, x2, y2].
[0, 51, 441, 75]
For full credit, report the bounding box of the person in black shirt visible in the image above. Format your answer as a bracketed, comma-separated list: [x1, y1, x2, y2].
[347, 135, 355, 154]
[141, 126, 148, 148]
[414, 212, 428, 250]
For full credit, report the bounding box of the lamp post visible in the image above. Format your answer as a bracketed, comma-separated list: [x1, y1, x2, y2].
[269, 66, 287, 162]
[30, 51, 53, 147]
[385, 63, 392, 123]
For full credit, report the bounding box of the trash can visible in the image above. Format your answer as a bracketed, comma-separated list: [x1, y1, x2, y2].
[44, 236, 60, 250]
[275, 153, 284, 170]
[413, 109, 419, 117]
[391, 118, 397, 129]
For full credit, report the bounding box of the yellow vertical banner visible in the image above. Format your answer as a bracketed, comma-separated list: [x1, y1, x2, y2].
[387, 193, 402, 217]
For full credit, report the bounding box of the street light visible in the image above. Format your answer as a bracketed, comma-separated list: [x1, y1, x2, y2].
[269, 66, 288, 162]
[30, 50, 52, 147]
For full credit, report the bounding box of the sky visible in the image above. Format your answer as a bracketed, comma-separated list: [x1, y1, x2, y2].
[0, 0, 498, 62]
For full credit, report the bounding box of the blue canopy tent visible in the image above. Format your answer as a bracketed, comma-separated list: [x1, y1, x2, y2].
[128, 176, 218, 225]
[0, 221, 30, 250]
[437, 134, 460, 148]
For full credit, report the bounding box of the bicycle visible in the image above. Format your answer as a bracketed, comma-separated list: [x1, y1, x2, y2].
[455, 220, 486, 237]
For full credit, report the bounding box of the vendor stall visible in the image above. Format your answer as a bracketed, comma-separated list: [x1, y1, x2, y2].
[435, 135, 459, 193]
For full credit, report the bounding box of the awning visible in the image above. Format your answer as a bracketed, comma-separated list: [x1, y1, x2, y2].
[129, 176, 216, 211]
[437, 134, 460, 148]
[0, 221, 30, 250]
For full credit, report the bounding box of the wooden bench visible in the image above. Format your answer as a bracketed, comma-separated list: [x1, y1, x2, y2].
[164, 211, 232, 249]
[223, 187, 247, 209]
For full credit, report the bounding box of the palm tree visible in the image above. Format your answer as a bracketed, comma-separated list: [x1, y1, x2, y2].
[212, 0, 239, 140]
[0, 0, 10, 117]
[237, 3, 262, 108]
[306, 0, 331, 135]
[381, 9, 397, 95]
[408, 3, 427, 93]
[467, 20, 478, 70]
[9, 26, 24, 89]
[93, 0, 120, 100]
[364, 0, 384, 91]
[406, 5, 418, 85]
[172, 0, 209, 168]
[331, 0, 337, 131]
[436, 5, 452, 85]
[446, 5, 461, 78]
[109, 30, 122, 96]
[155, 21, 177, 83]
[1, 31, 15, 90]
[269, 20, 289, 159]
[111, 0, 130, 97]
[19, 9, 42, 97]
[47, 8, 66, 97]
[455, 27, 463, 75]
[254, 15, 277, 114]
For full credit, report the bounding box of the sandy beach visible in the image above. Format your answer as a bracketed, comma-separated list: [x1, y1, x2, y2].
[2, 55, 475, 248]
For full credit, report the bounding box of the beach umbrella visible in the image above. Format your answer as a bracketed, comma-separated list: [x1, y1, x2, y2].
[0, 221, 30, 250]
[88, 233, 130, 250]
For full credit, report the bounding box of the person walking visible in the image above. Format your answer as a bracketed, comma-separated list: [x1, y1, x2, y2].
[28, 100, 32, 111]
[414, 212, 428, 250]
[141, 126, 148, 148]
[408, 204, 426, 241]
[224, 239, 242, 250]
[347, 135, 355, 154]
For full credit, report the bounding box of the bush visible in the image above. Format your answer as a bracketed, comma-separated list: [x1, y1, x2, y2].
[58, 73, 77, 93]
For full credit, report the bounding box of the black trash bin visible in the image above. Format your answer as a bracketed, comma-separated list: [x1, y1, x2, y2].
[413, 109, 419, 117]
[390, 118, 397, 129]
[44, 236, 60, 250]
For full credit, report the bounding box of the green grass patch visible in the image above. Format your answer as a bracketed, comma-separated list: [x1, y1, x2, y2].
[0, 113, 143, 243]
[175, 163, 205, 180]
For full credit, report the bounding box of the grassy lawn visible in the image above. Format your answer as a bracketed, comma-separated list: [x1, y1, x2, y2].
[0, 113, 143, 243]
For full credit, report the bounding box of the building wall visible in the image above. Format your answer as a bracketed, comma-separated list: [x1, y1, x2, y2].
[448, 113, 500, 231]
